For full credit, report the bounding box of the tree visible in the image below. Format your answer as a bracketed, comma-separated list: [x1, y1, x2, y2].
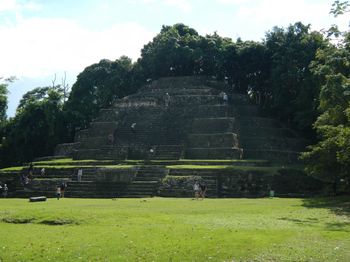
[64, 56, 135, 134]
[0, 76, 15, 122]
[139, 23, 200, 78]
[264, 22, 326, 135]
[301, 2, 350, 194]
[0, 86, 67, 166]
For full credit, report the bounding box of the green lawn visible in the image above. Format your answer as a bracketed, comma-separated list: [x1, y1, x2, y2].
[0, 198, 349, 261]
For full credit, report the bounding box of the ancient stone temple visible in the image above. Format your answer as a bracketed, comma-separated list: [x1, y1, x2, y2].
[2, 76, 322, 198]
[70, 76, 303, 162]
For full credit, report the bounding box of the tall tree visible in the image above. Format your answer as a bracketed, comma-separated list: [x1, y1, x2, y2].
[139, 23, 200, 78]
[0, 77, 15, 122]
[301, 2, 350, 194]
[64, 56, 135, 133]
[265, 22, 326, 135]
[0, 86, 67, 166]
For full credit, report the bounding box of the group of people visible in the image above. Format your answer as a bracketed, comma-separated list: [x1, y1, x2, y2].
[20, 162, 34, 185]
[20, 163, 47, 185]
[193, 181, 207, 200]
[56, 182, 67, 200]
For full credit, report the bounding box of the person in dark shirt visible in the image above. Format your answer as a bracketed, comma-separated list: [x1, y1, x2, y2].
[60, 182, 67, 198]
[199, 182, 207, 199]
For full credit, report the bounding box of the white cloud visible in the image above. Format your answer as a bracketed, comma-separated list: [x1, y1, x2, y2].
[222, 0, 349, 40]
[164, 0, 191, 13]
[0, 0, 41, 12]
[0, 18, 155, 78]
[130, 0, 191, 12]
[216, 0, 252, 4]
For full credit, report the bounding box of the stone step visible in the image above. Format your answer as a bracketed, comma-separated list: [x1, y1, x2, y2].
[187, 133, 239, 148]
[238, 117, 280, 128]
[165, 160, 270, 166]
[239, 126, 297, 138]
[78, 136, 109, 149]
[88, 122, 118, 136]
[73, 148, 129, 160]
[169, 169, 228, 176]
[233, 105, 260, 116]
[240, 137, 307, 151]
[192, 118, 237, 133]
[168, 95, 220, 106]
[147, 87, 215, 96]
[243, 149, 300, 163]
[74, 129, 89, 142]
[193, 105, 233, 118]
[185, 147, 242, 159]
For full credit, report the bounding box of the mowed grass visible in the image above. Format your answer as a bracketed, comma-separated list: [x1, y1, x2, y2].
[0, 198, 349, 261]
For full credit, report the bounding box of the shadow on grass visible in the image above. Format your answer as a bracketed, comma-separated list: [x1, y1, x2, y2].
[302, 197, 350, 216]
[2, 217, 80, 226]
[278, 217, 319, 226]
[302, 197, 350, 232]
[325, 221, 350, 232]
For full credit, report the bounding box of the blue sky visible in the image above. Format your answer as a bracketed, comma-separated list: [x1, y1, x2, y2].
[0, 0, 348, 117]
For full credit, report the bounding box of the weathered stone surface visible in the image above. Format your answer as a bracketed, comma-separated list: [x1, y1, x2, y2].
[187, 133, 239, 148]
[24, 75, 320, 198]
[54, 143, 80, 157]
[191, 117, 238, 134]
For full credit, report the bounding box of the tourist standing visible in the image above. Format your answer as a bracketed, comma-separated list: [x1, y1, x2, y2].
[164, 92, 171, 107]
[223, 92, 228, 105]
[130, 122, 137, 134]
[193, 181, 200, 200]
[200, 182, 207, 200]
[40, 167, 45, 176]
[56, 186, 61, 200]
[77, 169, 83, 182]
[60, 182, 67, 198]
[2, 184, 8, 198]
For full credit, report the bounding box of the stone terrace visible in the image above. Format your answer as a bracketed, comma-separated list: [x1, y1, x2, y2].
[1, 76, 317, 198]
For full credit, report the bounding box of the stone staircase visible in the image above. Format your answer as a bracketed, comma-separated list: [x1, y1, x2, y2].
[121, 166, 169, 197]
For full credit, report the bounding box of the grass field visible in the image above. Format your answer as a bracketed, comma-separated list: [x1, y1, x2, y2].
[0, 198, 349, 261]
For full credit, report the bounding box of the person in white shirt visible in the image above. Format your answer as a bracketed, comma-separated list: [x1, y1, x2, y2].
[193, 181, 200, 200]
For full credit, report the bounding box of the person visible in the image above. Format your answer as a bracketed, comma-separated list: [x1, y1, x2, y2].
[28, 162, 34, 179]
[107, 133, 114, 145]
[199, 182, 207, 199]
[40, 167, 45, 176]
[130, 122, 137, 134]
[149, 147, 155, 158]
[193, 181, 200, 200]
[223, 92, 228, 105]
[77, 169, 83, 182]
[2, 184, 8, 198]
[164, 92, 171, 107]
[56, 186, 61, 200]
[60, 182, 67, 198]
